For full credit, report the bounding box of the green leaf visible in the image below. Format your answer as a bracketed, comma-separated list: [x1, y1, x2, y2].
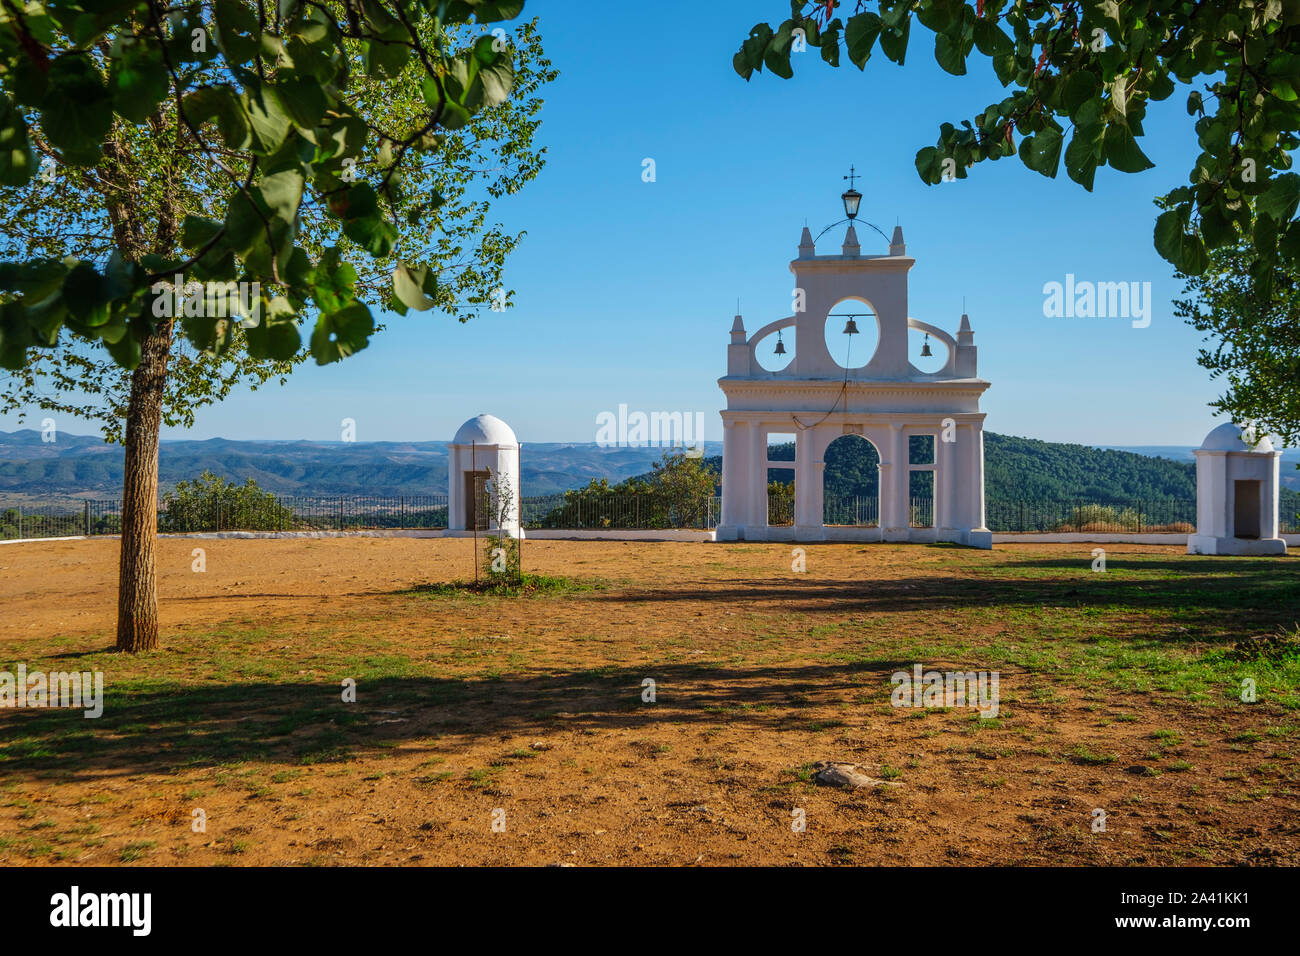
[0, 95, 35, 186]
[1153, 208, 1185, 262]
[1060, 70, 1098, 117]
[1153, 206, 1208, 274]
[457, 1, 525, 22]
[244, 296, 301, 360]
[110, 41, 170, 123]
[182, 216, 225, 252]
[214, 0, 261, 66]
[1103, 125, 1154, 173]
[39, 54, 114, 165]
[273, 75, 328, 130]
[878, 18, 910, 66]
[1198, 200, 1236, 249]
[844, 13, 882, 70]
[1257, 173, 1300, 223]
[243, 83, 293, 154]
[1279, 220, 1300, 268]
[820, 27, 841, 67]
[344, 215, 397, 257]
[392, 262, 437, 312]
[1020, 125, 1063, 178]
[310, 301, 374, 364]
[468, 53, 515, 111]
[934, 32, 966, 76]
[363, 21, 413, 79]
[972, 20, 1013, 58]
[103, 326, 142, 369]
[61, 261, 111, 323]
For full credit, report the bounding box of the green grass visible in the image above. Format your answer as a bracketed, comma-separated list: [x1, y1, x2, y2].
[400, 573, 599, 599]
[1068, 745, 1119, 766]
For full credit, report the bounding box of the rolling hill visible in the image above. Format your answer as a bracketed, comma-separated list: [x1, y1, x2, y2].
[2, 427, 1296, 503]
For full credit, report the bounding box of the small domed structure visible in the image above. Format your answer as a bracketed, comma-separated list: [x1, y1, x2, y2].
[1199, 422, 1274, 453]
[453, 414, 518, 448]
[1188, 423, 1286, 555]
[448, 414, 522, 537]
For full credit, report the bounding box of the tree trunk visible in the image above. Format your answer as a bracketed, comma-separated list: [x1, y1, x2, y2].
[115, 319, 174, 653]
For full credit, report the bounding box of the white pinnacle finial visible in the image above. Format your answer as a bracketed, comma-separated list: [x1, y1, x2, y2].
[842, 224, 860, 256]
[798, 225, 815, 258]
[889, 224, 906, 256]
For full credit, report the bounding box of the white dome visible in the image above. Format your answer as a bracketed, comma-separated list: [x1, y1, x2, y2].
[452, 414, 518, 447]
[1199, 422, 1274, 453]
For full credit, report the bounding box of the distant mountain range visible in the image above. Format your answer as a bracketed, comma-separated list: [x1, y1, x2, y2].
[0, 428, 1296, 501]
[0, 429, 722, 498]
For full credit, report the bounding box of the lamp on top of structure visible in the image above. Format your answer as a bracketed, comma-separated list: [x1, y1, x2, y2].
[841, 164, 862, 220]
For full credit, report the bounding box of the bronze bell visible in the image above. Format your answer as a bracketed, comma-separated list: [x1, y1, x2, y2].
[774, 332, 786, 355]
[842, 316, 859, 336]
[920, 333, 932, 358]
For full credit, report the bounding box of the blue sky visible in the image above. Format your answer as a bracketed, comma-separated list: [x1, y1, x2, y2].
[3, 1, 1236, 446]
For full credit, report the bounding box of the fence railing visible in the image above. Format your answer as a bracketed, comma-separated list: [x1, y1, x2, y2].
[4, 494, 1296, 540]
[824, 494, 879, 527]
[985, 499, 1198, 533]
[523, 493, 720, 530]
[1, 496, 450, 539]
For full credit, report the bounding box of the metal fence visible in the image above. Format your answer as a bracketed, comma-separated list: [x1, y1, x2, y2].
[4, 493, 1297, 540]
[0, 500, 122, 539]
[1, 496, 450, 539]
[522, 493, 720, 530]
[823, 494, 879, 527]
[986, 499, 1198, 533]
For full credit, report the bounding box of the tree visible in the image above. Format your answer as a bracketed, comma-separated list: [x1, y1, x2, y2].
[1174, 234, 1300, 445]
[1, 16, 552, 440]
[642, 451, 720, 527]
[161, 469, 289, 531]
[732, 3, 1300, 314]
[0, 0, 551, 651]
[538, 452, 721, 529]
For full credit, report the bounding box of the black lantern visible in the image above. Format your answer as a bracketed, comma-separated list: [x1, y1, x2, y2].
[774, 331, 786, 355]
[842, 164, 862, 220]
[920, 333, 932, 358]
[841, 187, 861, 220]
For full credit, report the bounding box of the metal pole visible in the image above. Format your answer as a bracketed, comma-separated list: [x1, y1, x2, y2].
[472, 441, 478, 582]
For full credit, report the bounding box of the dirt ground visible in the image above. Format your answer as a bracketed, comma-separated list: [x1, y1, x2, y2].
[0, 535, 1297, 866]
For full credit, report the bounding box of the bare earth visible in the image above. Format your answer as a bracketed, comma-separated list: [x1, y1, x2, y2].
[0, 536, 1296, 866]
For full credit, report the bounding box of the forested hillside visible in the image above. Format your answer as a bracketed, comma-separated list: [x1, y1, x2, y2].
[707, 432, 1205, 500]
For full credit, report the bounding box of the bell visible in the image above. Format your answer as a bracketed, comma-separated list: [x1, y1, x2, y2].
[774, 333, 786, 355]
[920, 333, 932, 358]
[842, 317, 859, 336]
